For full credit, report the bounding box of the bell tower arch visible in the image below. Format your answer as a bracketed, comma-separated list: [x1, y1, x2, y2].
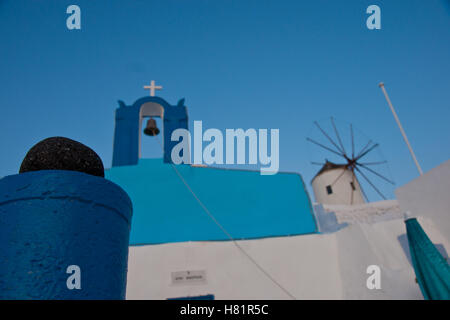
[112, 96, 188, 167]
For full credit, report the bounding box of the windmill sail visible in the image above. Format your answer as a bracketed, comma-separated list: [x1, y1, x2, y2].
[308, 117, 394, 204]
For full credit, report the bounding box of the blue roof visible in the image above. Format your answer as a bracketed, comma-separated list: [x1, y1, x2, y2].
[106, 159, 317, 245]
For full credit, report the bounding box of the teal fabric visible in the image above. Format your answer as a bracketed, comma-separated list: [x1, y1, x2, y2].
[106, 158, 317, 245]
[405, 218, 450, 300]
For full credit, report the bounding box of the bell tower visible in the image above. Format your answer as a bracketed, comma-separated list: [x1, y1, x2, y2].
[112, 95, 188, 167]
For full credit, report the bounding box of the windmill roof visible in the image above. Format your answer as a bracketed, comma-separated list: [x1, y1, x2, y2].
[311, 161, 348, 183]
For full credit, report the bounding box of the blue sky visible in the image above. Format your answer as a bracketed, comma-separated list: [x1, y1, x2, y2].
[0, 0, 449, 201]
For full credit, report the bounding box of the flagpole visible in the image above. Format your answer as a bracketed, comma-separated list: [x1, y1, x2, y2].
[378, 82, 423, 176]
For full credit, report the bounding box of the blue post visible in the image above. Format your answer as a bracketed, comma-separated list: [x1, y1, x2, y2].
[0, 170, 133, 299]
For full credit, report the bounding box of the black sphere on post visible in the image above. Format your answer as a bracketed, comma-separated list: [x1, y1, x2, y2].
[19, 137, 105, 177]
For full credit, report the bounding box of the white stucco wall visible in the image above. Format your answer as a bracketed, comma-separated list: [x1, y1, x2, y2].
[395, 159, 450, 242]
[335, 219, 422, 299]
[126, 234, 343, 300]
[125, 214, 449, 300]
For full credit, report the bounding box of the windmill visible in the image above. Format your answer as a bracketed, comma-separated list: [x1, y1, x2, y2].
[307, 117, 395, 205]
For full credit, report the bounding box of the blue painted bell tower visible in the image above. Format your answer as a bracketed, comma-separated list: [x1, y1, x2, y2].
[112, 96, 188, 166]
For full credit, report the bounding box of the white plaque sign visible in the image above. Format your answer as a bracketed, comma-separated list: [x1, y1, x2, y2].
[171, 270, 207, 285]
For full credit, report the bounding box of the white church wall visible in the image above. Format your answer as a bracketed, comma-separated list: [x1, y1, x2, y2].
[126, 234, 343, 300]
[395, 159, 450, 243]
[125, 214, 449, 300]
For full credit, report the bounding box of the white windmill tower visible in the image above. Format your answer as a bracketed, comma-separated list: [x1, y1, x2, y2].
[307, 118, 394, 205]
[311, 161, 365, 205]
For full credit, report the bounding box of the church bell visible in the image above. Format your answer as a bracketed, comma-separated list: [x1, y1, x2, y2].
[143, 117, 160, 136]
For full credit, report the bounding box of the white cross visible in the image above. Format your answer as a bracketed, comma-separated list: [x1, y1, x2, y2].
[143, 80, 163, 96]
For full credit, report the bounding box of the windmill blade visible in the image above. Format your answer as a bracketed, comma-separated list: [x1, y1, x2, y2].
[358, 163, 395, 185]
[314, 121, 346, 156]
[355, 166, 387, 200]
[356, 140, 373, 159]
[306, 137, 347, 158]
[331, 117, 347, 157]
[330, 168, 347, 187]
[358, 161, 388, 166]
[350, 169, 356, 204]
[354, 169, 369, 202]
[356, 143, 379, 161]
[350, 124, 355, 159]
[359, 180, 370, 203]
